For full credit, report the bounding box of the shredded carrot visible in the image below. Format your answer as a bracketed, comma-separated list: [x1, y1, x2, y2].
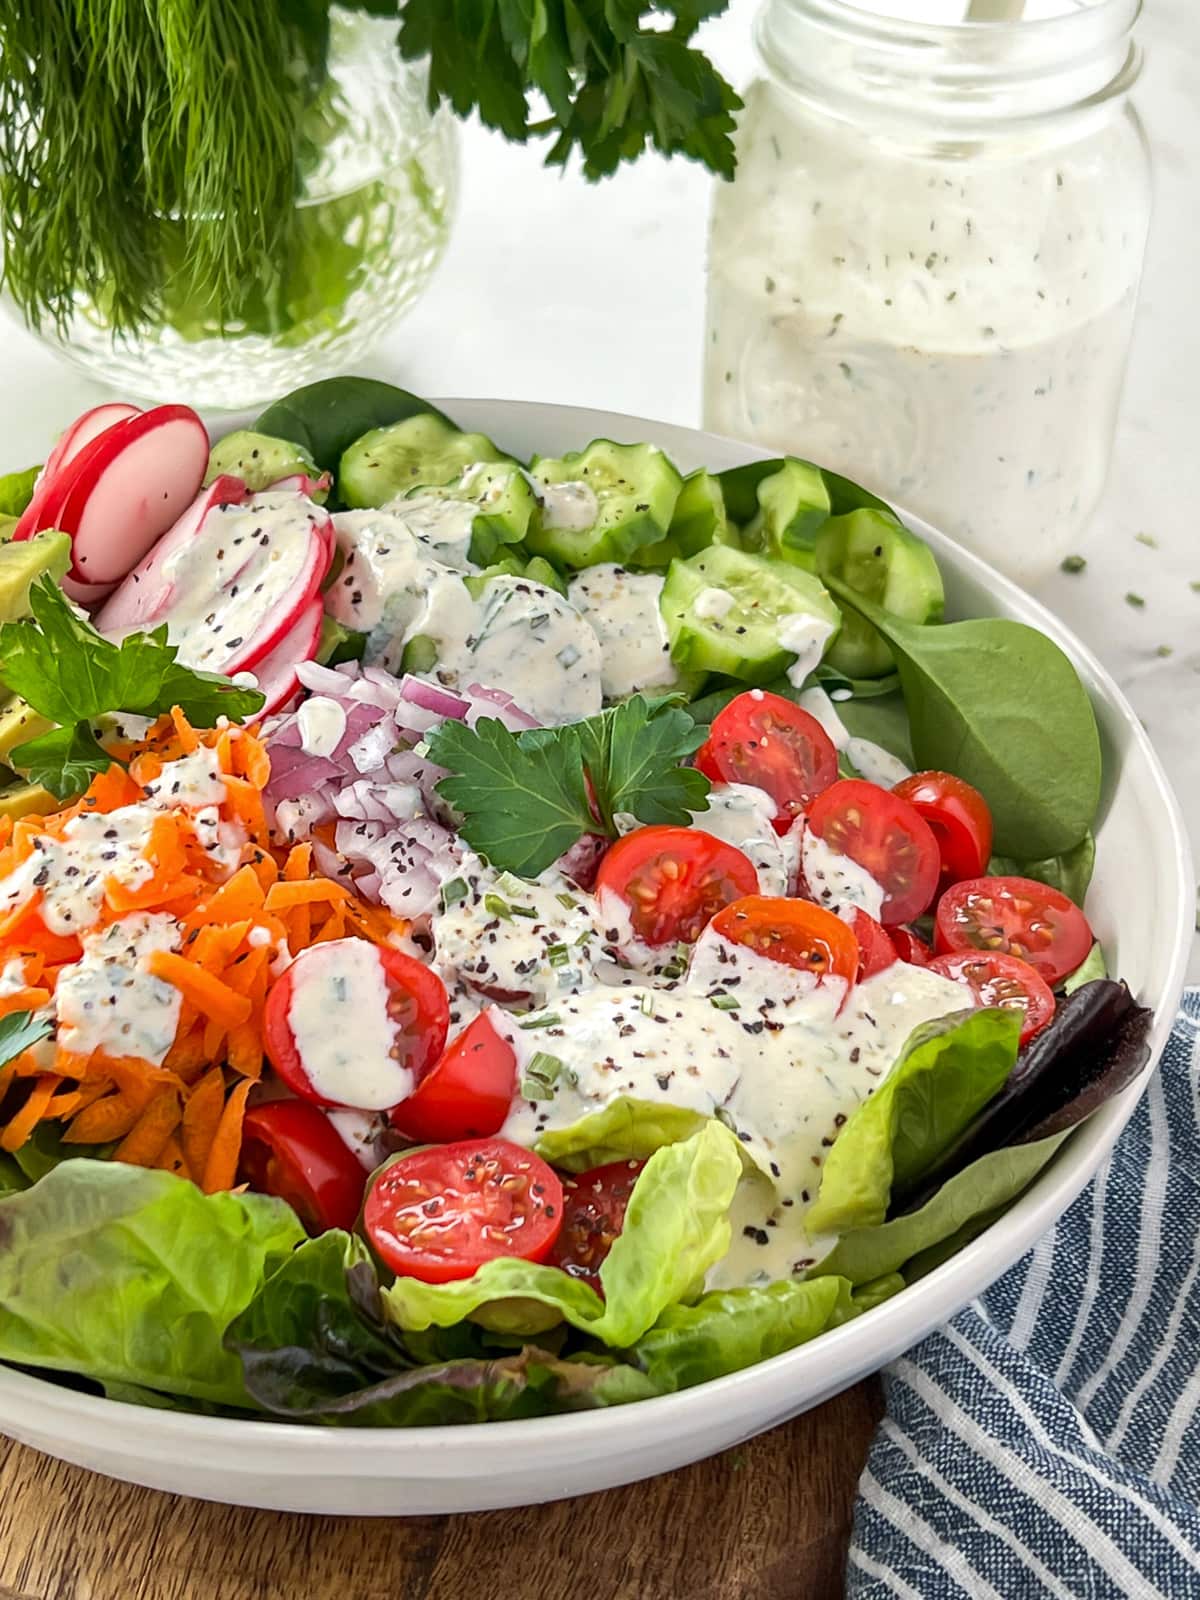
[156, 1133, 190, 1179]
[146, 951, 252, 1030]
[181, 1066, 227, 1179]
[114, 1086, 182, 1167]
[265, 878, 350, 911]
[283, 842, 313, 881]
[201, 1077, 252, 1194]
[170, 706, 200, 755]
[164, 1024, 210, 1082]
[67, 1091, 142, 1144]
[223, 775, 267, 843]
[81, 765, 144, 814]
[2, 1075, 61, 1151]
[182, 865, 265, 932]
[0, 986, 50, 1018]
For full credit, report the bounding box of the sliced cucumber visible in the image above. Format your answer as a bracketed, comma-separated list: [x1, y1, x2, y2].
[205, 431, 326, 497]
[316, 615, 367, 667]
[339, 415, 507, 509]
[464, 553, 567, 599]
[523, 555, 568, 596]
[627, 469, 729, 570]
[400, 633, 440, 675]
[526, 440, 683, 569]
[662, 545, 841, 685]
[815, 509, 944, 679]
[742, 458, 831, 561]
[406, 460, 537, 567]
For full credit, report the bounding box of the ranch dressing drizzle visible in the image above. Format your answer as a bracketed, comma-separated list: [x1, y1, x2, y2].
[801, 825, 886, 922]
[136, 491, 327, 672]
[567, 565, 678, 701]
[55, 912, 182, 1066]
[287, 938, 414, 1111]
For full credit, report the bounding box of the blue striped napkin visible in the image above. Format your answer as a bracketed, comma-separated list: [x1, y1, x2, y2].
[847, 988, 1200, 1599]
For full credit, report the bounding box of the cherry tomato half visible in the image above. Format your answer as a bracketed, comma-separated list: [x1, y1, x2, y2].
[364, 1138, 563, 1284]
[695, 690, 838, 833]
[390, 1011, 517, 1144]
[239, 1100, 367, 1234]
[548, 1159, 644, 1292]
[851, 909, 898, 980]
[595, 825, 759, 947]
[894, 770, 993, 886]
[263, 937, 449, 1110]
[805, 780, 941, 926]
[934, 875, 1093, 988]
[927, 950, 1056, 1046]
[713, 895, 860, 987]
[888, 926, 934, 967]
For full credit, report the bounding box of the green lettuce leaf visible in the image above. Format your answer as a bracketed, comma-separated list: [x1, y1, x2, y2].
[804, 1007, 1021, 1237]
[227, 1228, 655, 1424]
[851, 1272, 906, 1313]
[1063, 941, 1108, 994]
[989, 832, 1096, 908]
[628, 1275, 856, 1392]
[0, 1152, 28, 1194]
[813, 1129, 1070, 1286]
[10, 1120, 115, 1183]
[0, 464, 41, 518]
[535, 1097, 712, 1171]
[384, 1121, 743, 1348]
[0, 1161, 304, 1407]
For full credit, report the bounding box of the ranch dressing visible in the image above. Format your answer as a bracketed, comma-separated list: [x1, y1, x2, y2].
[704, 0, 1151, 582]
[55, 913, 182, 1065]
[286, 938, 414, 1110]
[567, 565, 678, 701]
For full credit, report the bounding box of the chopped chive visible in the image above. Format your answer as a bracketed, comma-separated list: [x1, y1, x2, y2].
[510, 903, 538, 918]
[1060, 554, 1086, 574]
[440, 877, 468, 910]
[483, 893, 512, 920]
[710, 994, 741, 1011]
[1134, 531, 1158, 549]
[556, 892, 577, 910]
[1125, 591, 1146, 608]
[1156, 644, 1174, 658]
[520, 1076, 555, 1102]
[519, 1012, 562, 1030]
[547, 943, 570, 967]
[640, 992, 656, 1016]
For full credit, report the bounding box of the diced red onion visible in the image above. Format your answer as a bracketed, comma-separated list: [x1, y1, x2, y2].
[464, 682, 539, 731]
[399, 675, 472, 722]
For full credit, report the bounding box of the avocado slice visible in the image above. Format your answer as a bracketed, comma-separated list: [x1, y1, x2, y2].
[0, 530, 71, 623]
[0, 777, 59, 820]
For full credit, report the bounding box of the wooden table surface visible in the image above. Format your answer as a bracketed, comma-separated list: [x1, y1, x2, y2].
[0, 1381, 880, 1600]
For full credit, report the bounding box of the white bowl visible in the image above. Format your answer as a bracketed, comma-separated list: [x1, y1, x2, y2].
[0, 399, 1191, 1514]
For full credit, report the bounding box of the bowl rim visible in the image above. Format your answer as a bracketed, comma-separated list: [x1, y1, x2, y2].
[0, 396, 1192, 1456]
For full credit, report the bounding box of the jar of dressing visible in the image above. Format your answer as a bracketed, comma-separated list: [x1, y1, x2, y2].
[704, 0, 1150, 584]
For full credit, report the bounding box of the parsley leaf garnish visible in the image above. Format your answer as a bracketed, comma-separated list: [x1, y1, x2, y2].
[0, 578, 264, 800]
[396, 2, 742, 182]
[0, 1009, 53, 1072]
[427, 694, 711, 877]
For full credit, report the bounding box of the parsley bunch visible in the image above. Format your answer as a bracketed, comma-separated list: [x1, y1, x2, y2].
[0, 579, 265, 800]
[396, 1, 741, 180]
[427, 694, 712, 877]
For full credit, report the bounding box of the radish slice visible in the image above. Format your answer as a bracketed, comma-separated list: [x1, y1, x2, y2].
[94, 476, 248, 635]
[56, 405, 210, 585]
[97, 487, 332, 680]
[62, 573, 118, 607]
[42, 402, 141, 485]
[246, 595, 325, 715]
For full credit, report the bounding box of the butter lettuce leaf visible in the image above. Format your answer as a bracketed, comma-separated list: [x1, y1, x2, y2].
[628, 1275, 856, 1392]
[535, 1097, 712, 1172]
[805, 1007, 1021, 1237]
[0, 1161, 304, 1407]
[384, 1120, 743, 1347]
[814, 1129, 1070, 1286]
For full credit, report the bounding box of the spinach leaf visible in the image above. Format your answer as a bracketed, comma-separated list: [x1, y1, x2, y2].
[254, 377, 455, 479]
[815, 1130, 1070, 1286]
[989, 832, 1096, 908]
[822, 573, 1102, 857]
[0, 1152, 28, 1194]
[810, 661, 902, 700]
[10, 1119, 115, 1183]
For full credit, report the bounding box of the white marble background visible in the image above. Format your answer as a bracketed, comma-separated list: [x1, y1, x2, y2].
[0, 0, 1194, 972]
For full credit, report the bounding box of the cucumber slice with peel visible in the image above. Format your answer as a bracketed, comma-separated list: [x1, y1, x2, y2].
[526, 440, 683, 570]
[662, 544, 841, 685]
[815, 509, 944, 679]
[339, 415, 507, 509]
[743, 458, 831, 560]
[408, 461, 536, 566]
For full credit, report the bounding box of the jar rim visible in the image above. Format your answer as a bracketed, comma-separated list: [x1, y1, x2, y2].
[757, 0, 1143, 129]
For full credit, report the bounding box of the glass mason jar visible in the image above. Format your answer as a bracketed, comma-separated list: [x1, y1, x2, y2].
[704, 0, 1151, 584]
[27, 8, 457, 410]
